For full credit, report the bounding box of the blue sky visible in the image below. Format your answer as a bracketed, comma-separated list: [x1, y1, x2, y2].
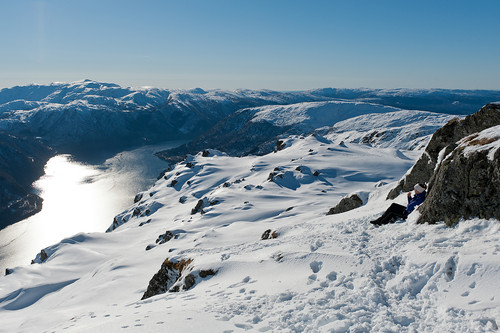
[1, 0, 499, 90]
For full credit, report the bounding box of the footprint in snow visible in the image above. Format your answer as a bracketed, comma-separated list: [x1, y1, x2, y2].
[235, 323, 253, 330]
[229, 276, 252, 288]
[467, 263, 481, 276]
[326, 271, 337, 281]
[444, 256, 457, 281]
[310, 240, 323, 252]
[310, 261, 323, 273]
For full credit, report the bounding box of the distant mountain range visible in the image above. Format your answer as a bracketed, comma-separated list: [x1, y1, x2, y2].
[0, 79, 499, 227]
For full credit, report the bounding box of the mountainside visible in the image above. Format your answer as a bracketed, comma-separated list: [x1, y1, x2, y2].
[2, 81, 498, 161]
[0, 81, 497, 229]
[1, 105, 499, 332]
[308, 88, 500, 115]
[0, 80, 336, 160]
[156, 101, 456, 162]
[0, 132, 52, 229]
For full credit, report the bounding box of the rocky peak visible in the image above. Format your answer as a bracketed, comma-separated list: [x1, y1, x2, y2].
[416, 125, 500, 225]
[387, 103, 500, 199]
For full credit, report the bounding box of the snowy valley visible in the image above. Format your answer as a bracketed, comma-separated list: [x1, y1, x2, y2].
[0, 82, 499, 332]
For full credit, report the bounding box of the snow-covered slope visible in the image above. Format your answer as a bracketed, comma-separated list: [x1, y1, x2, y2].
[1, 131, 498, 332]
[156, 101, 456, 162]
[322, 110, 458, 150]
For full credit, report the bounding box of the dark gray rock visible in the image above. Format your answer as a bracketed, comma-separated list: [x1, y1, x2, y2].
[388, 103, 500, 199]
[417, 130, 500, 226]
[183, 274, 196, 290]
[327, 194, 363, 215]
[191, 199, 205, 215]
[276, 139, 286, 152]
[132, 207, 141, 217]
[40, 249, 48, 262]
[134, 193, 143, 203]
[156, 231, 174, 245]
[108, 216, 121, 231]
[199, 269, 217, 278]
[139, 219, 152, 227]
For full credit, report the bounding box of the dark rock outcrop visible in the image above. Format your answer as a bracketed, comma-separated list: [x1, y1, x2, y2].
[388, 103, 500, 199]
[327, 194, 363, 215]
[142, 258, 194, 300]
[191, 199, 205, 215]
[134, 193, 143, 203]
[417, 126, 500, 225]
[156, 231, 174, 245]
[275, 139, 286, 152]
[199, 269, 217, 278]
[261, 229, 278, 240]
[142, 258, 218, 300]
[31, 248, 50, 264]
[40, 249, 48, 262]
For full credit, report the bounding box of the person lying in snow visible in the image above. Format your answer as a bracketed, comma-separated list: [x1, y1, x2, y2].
[370, 183, 427, 226]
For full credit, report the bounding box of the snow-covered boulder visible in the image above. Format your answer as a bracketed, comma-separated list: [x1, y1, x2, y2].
[417, 125, 500, 225]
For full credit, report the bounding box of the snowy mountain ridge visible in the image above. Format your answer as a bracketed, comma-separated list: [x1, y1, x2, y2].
[0, 80, 479, 229]
[1, 106, 499, 331]
[156, 101, 457, 162]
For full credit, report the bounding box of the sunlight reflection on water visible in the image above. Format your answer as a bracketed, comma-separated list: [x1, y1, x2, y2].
[0, 141, 185, 271]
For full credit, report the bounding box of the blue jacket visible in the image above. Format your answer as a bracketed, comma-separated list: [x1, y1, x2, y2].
[406, 191, 426, 214]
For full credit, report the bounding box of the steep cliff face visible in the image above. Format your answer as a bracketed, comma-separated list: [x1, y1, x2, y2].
[387, 103, 500, 199]
[417, 125, 500, 225]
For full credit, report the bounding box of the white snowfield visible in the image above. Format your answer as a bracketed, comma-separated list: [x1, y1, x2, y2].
[1, 118, 499, 332]
[249, 101, 402, 130]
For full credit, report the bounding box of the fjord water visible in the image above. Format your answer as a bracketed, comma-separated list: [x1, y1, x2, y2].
[0, 141, 185, 271]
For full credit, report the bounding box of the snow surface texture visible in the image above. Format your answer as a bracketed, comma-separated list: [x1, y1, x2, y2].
[1, 130, 498, 332]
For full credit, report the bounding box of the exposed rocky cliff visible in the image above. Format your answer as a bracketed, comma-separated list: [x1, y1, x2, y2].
[416, 125, 500, 225]
[387, 103, 500, 199]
